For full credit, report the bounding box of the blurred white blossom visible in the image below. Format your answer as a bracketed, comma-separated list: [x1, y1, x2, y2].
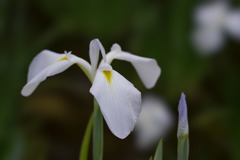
[192, 1, 240, 54]
[135, 94, 173, 150]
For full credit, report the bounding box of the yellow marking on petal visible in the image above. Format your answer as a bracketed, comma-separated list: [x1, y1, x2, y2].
[103, 71, 112, 84]
[58, 56, 68, 61]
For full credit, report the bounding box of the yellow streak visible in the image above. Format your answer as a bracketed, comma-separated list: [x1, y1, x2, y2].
[58, 56, 68, 61]
[103, 71, 112, 84]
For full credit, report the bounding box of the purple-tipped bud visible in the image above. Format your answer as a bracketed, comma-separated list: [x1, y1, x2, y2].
[177, 92, 189, 137]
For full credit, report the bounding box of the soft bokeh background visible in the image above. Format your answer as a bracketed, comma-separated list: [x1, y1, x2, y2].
[1, 0, 240, 160]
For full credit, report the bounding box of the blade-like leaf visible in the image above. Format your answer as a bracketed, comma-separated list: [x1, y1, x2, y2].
[93, 99, 103, 160]
[177, 134, 189, 160]
[153, 139, 163, 160]
[79, 113, 93, 160]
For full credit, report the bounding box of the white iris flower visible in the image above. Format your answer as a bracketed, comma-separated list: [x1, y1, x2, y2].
[192, 1, 240, 54]
[21, 39, 161, 139]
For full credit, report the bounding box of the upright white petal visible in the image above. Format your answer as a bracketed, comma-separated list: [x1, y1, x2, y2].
[106, 44, 161, 89]
[90, 63, 141, 139]
[225, 10, 240, 40]
[21, 50, 91, 97]
[89, 39, 106, 77]
[177, 92, 189, 137]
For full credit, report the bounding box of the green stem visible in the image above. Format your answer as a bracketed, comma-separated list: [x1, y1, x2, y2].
[177, 134, 189, 160]
[79, 113, 93, 160]
[93, 99, 103, 160]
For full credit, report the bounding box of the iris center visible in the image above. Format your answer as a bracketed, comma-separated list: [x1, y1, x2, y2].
[58, 56, 68, 61]
[103, 71, 112, 84]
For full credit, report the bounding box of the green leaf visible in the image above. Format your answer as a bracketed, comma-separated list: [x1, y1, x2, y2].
[79, 113, 93, 160]
[153, 139, 163, 160]
[177, 134, 189, 160]
[93, 99, 103, 160]
[149, 156, 153, 160]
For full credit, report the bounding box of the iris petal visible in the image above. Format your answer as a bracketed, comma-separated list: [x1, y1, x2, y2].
[105, 44, 161, 89]
[21, 50, 91, 96]
[90, 63, 141, 139]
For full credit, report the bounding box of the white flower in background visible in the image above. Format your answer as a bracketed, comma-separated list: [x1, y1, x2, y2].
[192, 1, 240, 54]
[135, 94, 173, 149]
[177, 92, 189, 137]
[21, 39, 161, 139]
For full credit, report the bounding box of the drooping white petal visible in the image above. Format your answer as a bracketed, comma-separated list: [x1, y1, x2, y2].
[177, 92, 189, 137]
[90, 63, 141, 139]
[225, 10, 240, 40]
[21, 60, 74, 97]
[89, 39, 106, 77]
[27, 50, 66, 82]
[105, 44, 161, 89]
[192, 28, 225, 54]
[21, 50, 92, 97]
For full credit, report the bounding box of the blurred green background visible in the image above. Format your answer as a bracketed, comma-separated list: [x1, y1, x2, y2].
[1, 0, 240, 160]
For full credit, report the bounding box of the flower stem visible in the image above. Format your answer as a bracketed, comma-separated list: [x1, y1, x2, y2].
[79, 113, 93, 160]
[93, 99, 103, 160]
[177, 134, 189, 160]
